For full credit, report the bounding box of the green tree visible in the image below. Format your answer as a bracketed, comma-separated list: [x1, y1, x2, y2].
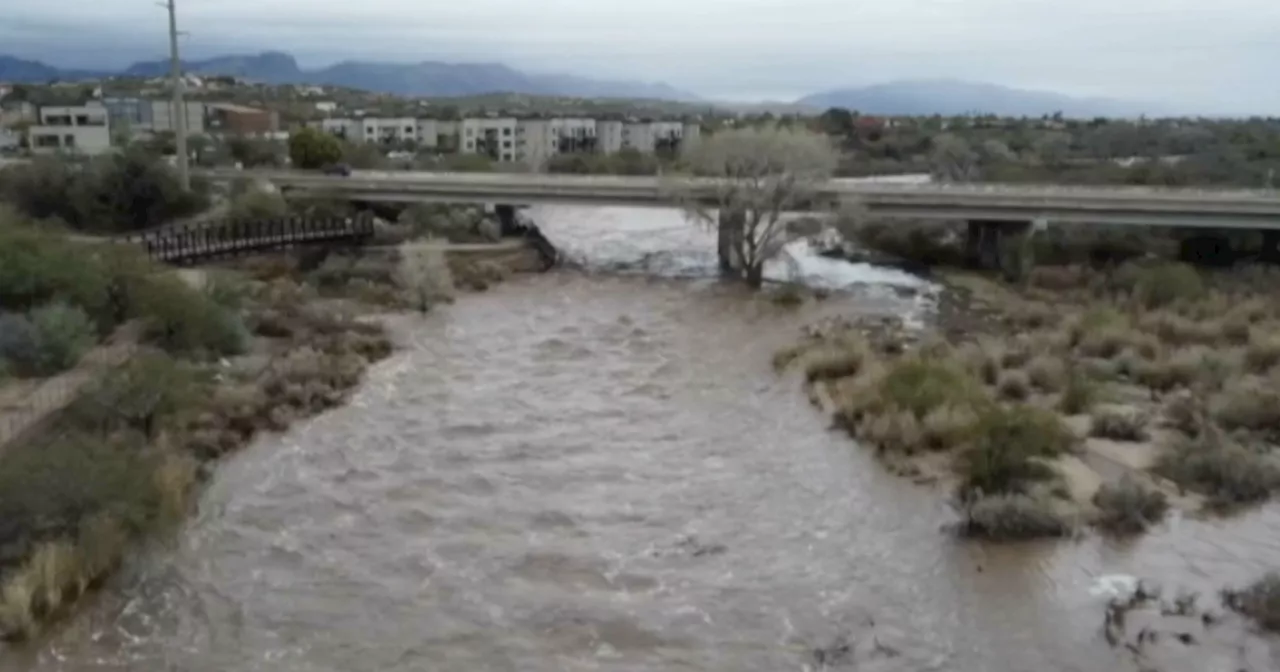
[288, 127, 343, 169]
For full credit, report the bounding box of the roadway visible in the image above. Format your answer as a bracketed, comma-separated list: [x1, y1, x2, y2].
[195, 168, 1280, 230]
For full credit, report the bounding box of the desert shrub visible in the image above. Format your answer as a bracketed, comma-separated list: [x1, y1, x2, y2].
[920, 404, 980, 451]
[1027, 265, 1090, 291]
[958, 405, 1074, 495]
[1068, 307, 1128, 348]
[960, 494, 1070, 540]
[803, 345, 867, 383]
[1134, 347, 1223, 393]
[1137, 310, 1222, 348]
[1090, 408, 1151, 442]
[1245, 334, 1280, 374]
[1026, 355, 1066, 392]
[956, 340, 1003, 386]
[1121, 262, 1206, 309]
[858, 409, 925, 454]
[395, 243, 455, 312]
[1154, 433, 1280, 507]
[1058, 369, 1098, 414]
[997, 370, 1032, 401]
[227, 188, 288, 221]
[130, 276, 248, 357]
[69, 353, 211, 439]
[0, 312, 38, 373]
[1223, 574, 1280, 632]
[27, 303, 96, 375]
[872, 357, 985, 419]
[1092, 476, 1169, 533]
[1213, 381, 1280, 438]
[0, 222, 112, 328]
[1164, 391, 1207, 436]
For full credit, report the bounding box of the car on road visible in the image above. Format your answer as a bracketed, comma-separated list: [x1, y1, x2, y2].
[322, 163, 352, 177]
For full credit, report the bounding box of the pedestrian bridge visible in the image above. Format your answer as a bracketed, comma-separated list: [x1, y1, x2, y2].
[121, 213, 378, 264]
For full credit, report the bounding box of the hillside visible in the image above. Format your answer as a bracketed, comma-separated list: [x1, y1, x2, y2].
[797, 79, 1164, 118]
[1, 51, 700, 102]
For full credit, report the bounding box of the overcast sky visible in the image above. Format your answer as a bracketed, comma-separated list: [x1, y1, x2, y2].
[5, 0, 1279, 112]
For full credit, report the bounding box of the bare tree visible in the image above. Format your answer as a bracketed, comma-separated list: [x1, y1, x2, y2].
[929, 133, 981, 182]
[668, 126, 837, 289]
[396, 243, 455, 312]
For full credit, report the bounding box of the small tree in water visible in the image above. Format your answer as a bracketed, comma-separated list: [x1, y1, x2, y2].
[669, 126, 837, 289]
[396, 243, 455, 313]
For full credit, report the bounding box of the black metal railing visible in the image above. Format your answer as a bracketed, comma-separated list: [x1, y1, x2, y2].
[122, 213, 376, 263]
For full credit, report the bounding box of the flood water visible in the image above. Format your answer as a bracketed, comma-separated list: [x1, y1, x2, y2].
[8, 206, 1280, 671]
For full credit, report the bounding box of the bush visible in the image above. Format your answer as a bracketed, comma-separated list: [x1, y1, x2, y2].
[1123, 263, 1206, 309]
[395, 243, 454, 312]
[227, 188, 288, 221]
[803, 346, 867, 382]
[1026, 355, 1066, 392]
[288, 127, 343, 170]
[1092, 476, 1168, 533]
[1058, 369, 1097, 414]
[131, 277, 248, 357]
[0, 220, 112, 326]
[960, 494, 1071, 540]
[1223, 574, 1280, 632]
[958, 405, 1074, 495]
[28, 303, 96, 375]
[1090, 408, 1150, 442]
[1154, 433, 1280, 507]
[997, 370, 1032, 401]
[872, 357, 985, 419]
[0, 312, 38, 372]
[1245, 334, 1280, 374]
[1213, 382, 1280, 438]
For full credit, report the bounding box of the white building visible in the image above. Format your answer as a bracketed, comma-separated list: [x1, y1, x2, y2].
[147, 100, 206, 135]
[596, 120, 625, 154]
[320, 118, 361, 141]
[28, 104, 112, 155]
[461, 117, 517, 162]
[515, 117, 598, 167]
[361, 117, 418, 145]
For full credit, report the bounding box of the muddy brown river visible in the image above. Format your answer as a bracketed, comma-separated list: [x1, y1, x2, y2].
[6, 206, 1280, 671]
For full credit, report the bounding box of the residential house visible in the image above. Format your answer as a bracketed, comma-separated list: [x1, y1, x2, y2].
[28, 103, 112, 155]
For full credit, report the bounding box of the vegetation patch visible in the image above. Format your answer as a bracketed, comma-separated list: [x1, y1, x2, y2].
[958, 494, 1071, 540]
[1089, 408, 1151, 442]
[1092, 476, 1169, 534]
[1223, 574, 1280, 633]
[1154, 432, 1280, 508]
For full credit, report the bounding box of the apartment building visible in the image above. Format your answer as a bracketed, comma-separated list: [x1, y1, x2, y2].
[461, 117, 517, 162]
[28, 104, 112, 155]
[361, 117, 418, 145]
[320, 118, 361, 141]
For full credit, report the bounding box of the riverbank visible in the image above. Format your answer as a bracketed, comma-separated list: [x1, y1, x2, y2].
[0, 226, 545, 640]
[779, 256, 1280, 540]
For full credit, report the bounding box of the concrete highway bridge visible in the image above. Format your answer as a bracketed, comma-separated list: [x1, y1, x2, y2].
[197, 168, 1280, 271]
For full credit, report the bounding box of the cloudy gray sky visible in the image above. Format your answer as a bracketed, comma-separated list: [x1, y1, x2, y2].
[5, 0, 1279, 112]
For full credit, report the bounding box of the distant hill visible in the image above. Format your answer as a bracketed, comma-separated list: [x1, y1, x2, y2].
[0, 54, 104, 83]
[1, 50, 701, 102]
[797, 79, 1165, 118]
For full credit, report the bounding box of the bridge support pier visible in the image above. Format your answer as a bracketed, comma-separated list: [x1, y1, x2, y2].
[966, 219, 1035, 280]
[1178, 232, 1234, 267]
[495, 204, 518, 237]
[717, 209, 745, 276]
[1261, 231, 1280, 264]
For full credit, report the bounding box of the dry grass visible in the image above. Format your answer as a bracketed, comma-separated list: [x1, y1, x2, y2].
[1212, 379, 1280, 439]
[1058, 370, 1098, 414]
[1244, 333, 1280, 374]
[1090, 408, 1151, 442]
[803, 345, 868, 383]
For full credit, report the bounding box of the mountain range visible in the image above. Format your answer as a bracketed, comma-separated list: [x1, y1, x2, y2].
[1, 51, 1164, 117]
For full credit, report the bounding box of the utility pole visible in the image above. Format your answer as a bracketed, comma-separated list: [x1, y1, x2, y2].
[164, 0, 191, 191]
